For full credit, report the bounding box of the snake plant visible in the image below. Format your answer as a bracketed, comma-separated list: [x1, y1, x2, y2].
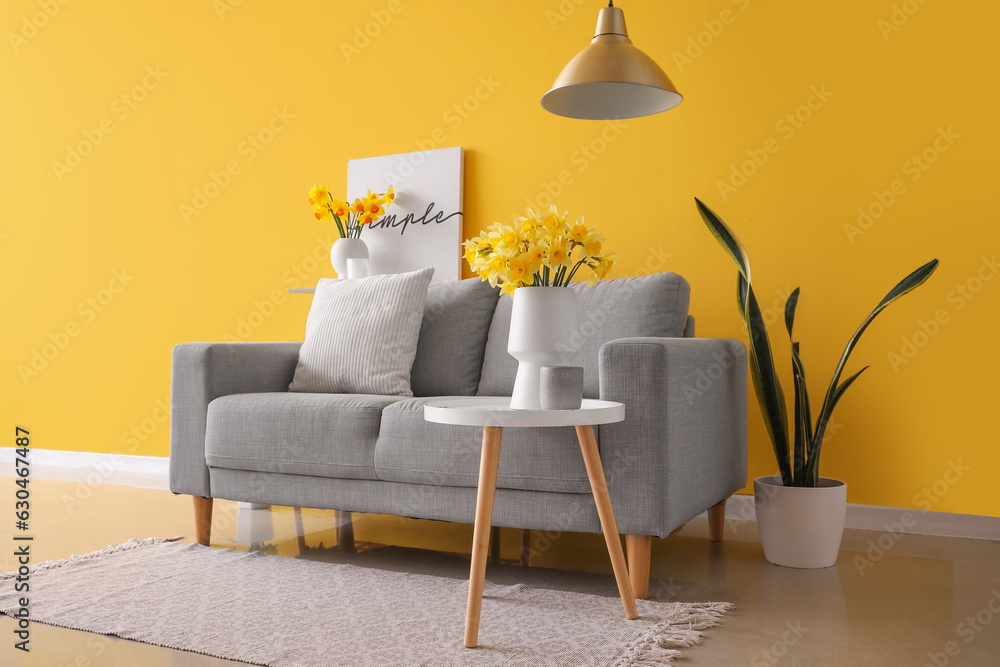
[695, 198, 939, 487]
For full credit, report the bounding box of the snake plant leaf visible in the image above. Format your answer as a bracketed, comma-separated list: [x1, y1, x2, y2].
[785, 290, 814, 485]
[740, 275, 791, 479]
[790, 346, 806, 485]
[696, 198, 752, 284]
[805, 366, 868, 484]
[813, 259, 939, 448]
[798, 351, 813, 448]
[784, 288, 801, 337]
[697, 201, 791, 485]
[737, 272, 749, 325]
[790, 341, 814, 486]
[834, 366, 869, 402]
[742, 273, 793, 485]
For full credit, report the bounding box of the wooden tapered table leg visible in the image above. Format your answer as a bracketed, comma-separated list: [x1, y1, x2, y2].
[575, 425, 638, 619]
[425, 398, 630, 648]
[465, 426, 503, 648]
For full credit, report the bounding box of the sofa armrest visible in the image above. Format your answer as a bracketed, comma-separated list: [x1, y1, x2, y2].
[169, 342, 302, 497]
[598, 337, 748, 537]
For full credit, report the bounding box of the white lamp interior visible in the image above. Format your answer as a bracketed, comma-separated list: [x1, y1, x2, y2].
[542, 82, 682, 120]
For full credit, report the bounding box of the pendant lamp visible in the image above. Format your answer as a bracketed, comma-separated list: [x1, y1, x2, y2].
[541, 1, 682, 120]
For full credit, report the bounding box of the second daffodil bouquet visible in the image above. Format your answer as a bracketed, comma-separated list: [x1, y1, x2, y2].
[464, 205, 616, 295]
[308, 184, 396, 239]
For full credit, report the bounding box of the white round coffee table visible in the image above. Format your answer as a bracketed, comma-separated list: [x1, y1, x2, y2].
[424, 397, 636, 648]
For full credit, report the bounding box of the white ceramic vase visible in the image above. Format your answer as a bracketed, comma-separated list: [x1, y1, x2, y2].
[507, 286, 579, 410]
[330, 238, 369, 278]
[754, 475, 847, 569]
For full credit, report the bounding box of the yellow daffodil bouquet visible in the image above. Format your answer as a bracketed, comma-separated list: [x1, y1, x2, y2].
[308, 184, 396, 239]
[464, 205, 616, 296]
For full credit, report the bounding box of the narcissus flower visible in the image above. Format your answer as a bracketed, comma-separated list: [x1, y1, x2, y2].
[507, 256, 531, 283]
[487, 223, 520, 257]
[526, 242, 547, 266]
[569, 221, 589, 243]
[598, 254, 616, 278]
[485, 256, 506, 287]
[463, 204, 616, 296]
[548, 237, 571, 266]
[500, 281, 519, 296]
[520, 217, 540, 235]
[331, 200, 349, 218]
[308, 184, 330, 205]
[307, 184, 396, 239]
[464, 246, 478, 266]
[542, 213, 561, 233]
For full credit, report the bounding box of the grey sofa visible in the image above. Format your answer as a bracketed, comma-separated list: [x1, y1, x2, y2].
[169, 273, 747, 597]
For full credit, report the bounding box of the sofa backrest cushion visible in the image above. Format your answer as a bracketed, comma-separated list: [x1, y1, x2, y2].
[477, 272, 691, 399]
[410, 278, 501, 397]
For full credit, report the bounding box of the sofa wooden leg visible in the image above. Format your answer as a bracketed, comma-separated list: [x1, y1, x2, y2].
[335, 510, 355, 553]
[626, 535, 652, 599]
[520, 529, 531, 566]
[708, 497, 728, 542]
[193, 496, 213, 546]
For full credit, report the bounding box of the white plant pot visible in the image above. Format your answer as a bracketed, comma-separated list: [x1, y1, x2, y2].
[330, 238, 369, 278]
[507, 286, 579, 410]
[754, 476, 847, 569]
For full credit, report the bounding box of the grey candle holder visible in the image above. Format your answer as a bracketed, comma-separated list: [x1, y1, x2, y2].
[539, 366, 584, 411]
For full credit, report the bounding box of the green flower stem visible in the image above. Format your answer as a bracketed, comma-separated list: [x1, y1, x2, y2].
[332, 213, 347, 240]
[565, 260, 588, 284]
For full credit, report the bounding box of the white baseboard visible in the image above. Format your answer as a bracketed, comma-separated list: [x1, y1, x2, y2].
[0, 447, 169, 490]
[725, 493, 999, 541]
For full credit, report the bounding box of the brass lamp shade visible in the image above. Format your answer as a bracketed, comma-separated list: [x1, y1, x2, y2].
[541, 5, 682, 120]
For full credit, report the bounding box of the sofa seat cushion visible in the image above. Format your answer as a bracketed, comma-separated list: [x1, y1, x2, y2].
[477, 272, 691, 399]
[373, 397, 592, 493]
[205, 392, 405, 480]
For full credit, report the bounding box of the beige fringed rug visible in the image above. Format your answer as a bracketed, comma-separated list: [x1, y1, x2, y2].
[0, 537, 731, 666]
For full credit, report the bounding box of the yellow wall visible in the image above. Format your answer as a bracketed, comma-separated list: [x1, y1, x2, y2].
[3, 1, 998, 516]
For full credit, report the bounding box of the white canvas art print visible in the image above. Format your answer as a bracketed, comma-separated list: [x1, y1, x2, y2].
[347, 146, 463, 283]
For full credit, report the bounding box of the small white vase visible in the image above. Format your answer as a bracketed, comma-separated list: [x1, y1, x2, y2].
[508, 286, 579, 410]
[330, 238, 369, 278]
[754, 476, 847, 569]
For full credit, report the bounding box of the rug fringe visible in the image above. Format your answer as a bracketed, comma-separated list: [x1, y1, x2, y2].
[612, 601, 734, 666]
[0, 536, 184, 579]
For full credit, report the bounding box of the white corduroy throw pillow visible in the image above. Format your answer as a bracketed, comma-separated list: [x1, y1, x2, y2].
[288, 266, 434, 396]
